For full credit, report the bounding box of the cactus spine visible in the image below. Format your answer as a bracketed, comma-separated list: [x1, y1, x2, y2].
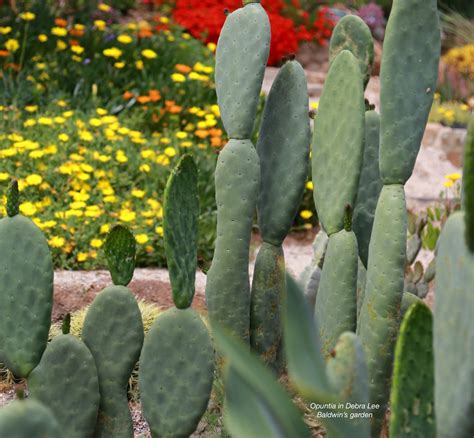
[357, 0, 440, 434]
[312, 49, 365, 357]
[206, 0, 269, 342]
[82, 225, 144, 437]
[250, 59, 310, 367]
[139, 156, 214, 437]
[0, 179, 54, 378]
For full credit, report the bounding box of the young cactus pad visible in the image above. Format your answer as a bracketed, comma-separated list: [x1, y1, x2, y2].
[390, 302, 435, 438]
[104, 224, 136, 286]
[28, 334, 100, 438]
[215, 0, 270, 138]
[82, 286, 144, 437]
[0, 180, 54, 378]
[379, 0, 440, 184]
[434, 212, 474, 437]
[250, 59, 310, 366]
[329, 14, 374, 89]
[0, 399, 61, 438]
[140, 156, 214, 436]
[163, 154, 198, 308]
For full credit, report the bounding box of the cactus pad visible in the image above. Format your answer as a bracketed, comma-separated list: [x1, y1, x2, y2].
[28, 335, 100, 438]
[434, 212, 474, 438]
[463, 118, 474, 251]
[215, 2, 270, 138]
[104, 225, 136, 287]
[390, 302, 435, 438]
[0, 399, 61, 438]
[353, 111, 382, 267]
[0, 214, 53, 378]
[314, 230, 358, 357]
[206, 139, 260, 341]
[312, 50, 365, 235]
[6, 179, 19, 217]
[82, 286, 144, 437]
[140, 307, 214, 437]
[329, 15, 374, 88]
[379, 0, 440, 184]
[256, 60, 311, 245]
[163, 155, 199, 308]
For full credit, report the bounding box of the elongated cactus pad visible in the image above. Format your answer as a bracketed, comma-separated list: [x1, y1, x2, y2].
[312, 50, 365, 235]
[434, 212, 474, 438]
[463, 118, 474, 251]
[215, 2, 270, 138]
[163, 155, 198, 308]
[357, 184, 407, 436]
[140, 307, 214, 436]
[400, 291, 422, 320]
[82, 286, 144, 437]
[314, 230, 358, 357]
[28, 335, 100, 438]
[0, 399, 61, 438]
[0, 203, 53, 377]
[353, 111, 382, 267]
[104, 225, 136, 287]
[250, 242, 285, 366]
[256, 60, 310, 245]
[390, 302, 435, 438]
[379, 0, 440, 184]
[329, 15, 374, 88]
[326, 332, 370, 437]
[206, 139, 260, 341]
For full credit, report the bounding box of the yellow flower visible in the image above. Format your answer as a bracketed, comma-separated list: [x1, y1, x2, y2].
[51, 27, 68, 37]
[142, 49, 158, 59]
[91, 238, 104, 248]
[443, 180, 454, 188]
[71, 45, 84, 55]
[300, 210, 313, 220]
[117, 34, 133, 44]
[98, 3, 111, 12]
[56, 40, 67, 51]
[310, 101, 319, 110]
[114, 61, 125, 69]
[116, 150, 128, 163]
[0, 27, 12, 35]
[176, 131, 187, 139]
[5, 39, 19, 52]
[25, 105, 38, 113]
[94, 20, 107, 31]
[26, 174, 43, 186]
[136, 234, 149, 244]
[58, 133, 69, 142]
[132, 189, 146, 198]
[446, 172, 461, 181]
[49, 236, 65, 248]
[171, 73, 186, 83]
[164, 147, 177, 157]
[207, 42, 216, 52]
[77, 252, 88, 262]
[38, 34, 48, 42]
[20, 202, 37, 216]
[119, 209, 136, 222]
[159, 17, 169, 24]
[103, 47, 122, 59]
[155, 226, 164, 236]
[306, 181, 314, 190]
[139, 164, 151, 173]
[135, 60, 144, 70]
[20, 12, 36, 21]
[100, 224, 110, 234]
[0, 172, 9, 181]
[96, 108, 108, 116]
[38, 117, 53, 125]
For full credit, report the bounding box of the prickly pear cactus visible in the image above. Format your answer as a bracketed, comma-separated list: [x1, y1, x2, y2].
[28, 328, 100, 438]
[329, 14, 374, 88]
[104, 225, 136, 287]
[400, 291, 422, 320]
[434, 212, 474, 438]
[353, 111, 382, 267]
[140, 156, 214, 437]
[0, 180, 53, 378]
[0, 399, 61, 438]
[463, 118, 474, 250]
[390, 302, 435, 438]
[250, 59, 310, 366]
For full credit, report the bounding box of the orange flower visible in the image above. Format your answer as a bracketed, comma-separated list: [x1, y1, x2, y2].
[149, 89, 161, 102]
[175, 64, 192, 74]
[0, 50, 9, 57]
[208, 128, 222, 137]
[168, 105, 182, 114]
[137, 95, 151, 104]
[122, 91, 134, 100]
[211, 136, 222, 147]
[138, 29, 153, 38]
[69, 39, 79, 46]
[55, 18, 68, 27]
[195, 129, 209, 138]
[69, 28, 84, 37]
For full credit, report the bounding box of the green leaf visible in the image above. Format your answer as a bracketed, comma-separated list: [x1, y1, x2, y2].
[104, 225, 136, 286]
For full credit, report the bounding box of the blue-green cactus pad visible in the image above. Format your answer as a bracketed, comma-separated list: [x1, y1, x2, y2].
[82, 286, 144, 437]
[206, 139, 260, 341]
[434, 212, 474, 438]
[215, 2, 270, 138]
[139, 307, 214, 437]
[379, 0, 440, 184]
[312, 50, 365, 235]
[353, 111, 383, 268]
[0, 399, 61, 438]
[0, 215, 53, 378]
[28, 334, 100, 438]
[314, 230, 358, 357]
[256, 60, 310, 245]
[163, 155, 199, 308]
[357, 184, 407, 436]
